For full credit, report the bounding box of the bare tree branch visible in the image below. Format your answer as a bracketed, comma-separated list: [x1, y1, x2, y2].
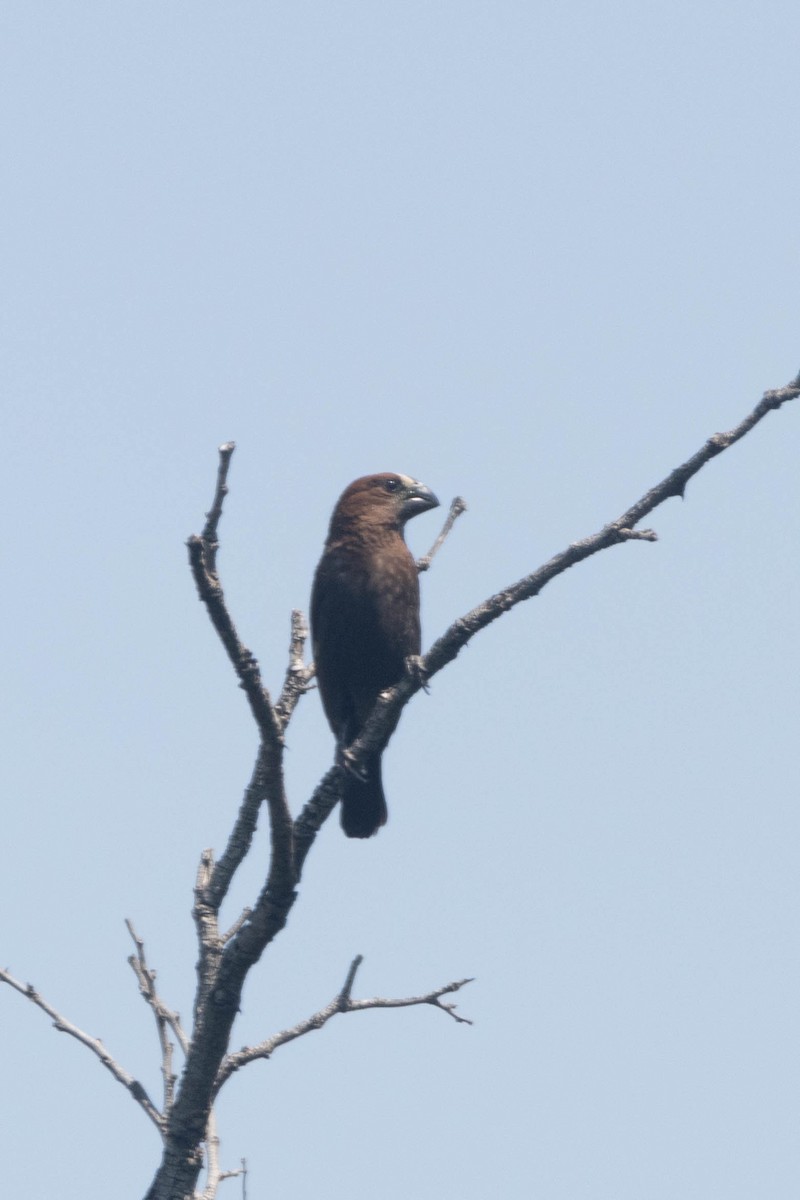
[200, 441, 236, 578]
[274, 609, 315, 730]
[222, 908, 253, 944]
[188, 442, 299, 916]
[294, 371, 800, 856]
[199, 1109, 224, 1200]
[217, 1161, 247, 1187]
[187, 443, 285, 755]
[347, 977, 474, 1024]
[215, 957, 472, 1090]
[198, 1111, 247, 1200]
[417, 494, 468, 571]
[126, 919, 188, 1114]
[0, 966, 164, 1132]
[146, 447, 306, 1198]
[186, 537, 282, 749]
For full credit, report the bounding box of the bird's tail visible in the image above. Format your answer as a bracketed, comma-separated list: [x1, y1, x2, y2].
[340, 754, 388, 838]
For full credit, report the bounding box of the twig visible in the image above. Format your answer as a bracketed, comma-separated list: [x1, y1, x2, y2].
[187, 534, 282, 745]
[187, 443, 296, 915]
[222, 908, 253, 944]
[199, 1109, 223, 1200]
[417, 495, 468, 571]
[217, 1162, 247, 1187]
[187, 446, 283, 749]
[347, 976, 474, 1024]
[420, 372, 800, 676]
[200, 441, 236, 578]
[0, 966, 163, 1132]
[126, 920, 189, 1054]
[198, 1110, 247, 1200]
[218, 1160, 247, 1189]
[215, 957, 472, 1090]
[125, 920, 188, 1113]
[274, 609, 315, 730]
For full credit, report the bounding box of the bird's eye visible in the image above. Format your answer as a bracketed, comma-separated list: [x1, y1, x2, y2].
[383, 478, 401, 493]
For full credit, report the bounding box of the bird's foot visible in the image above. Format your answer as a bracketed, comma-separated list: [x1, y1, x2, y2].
[337, 743, 369, 782]
[405, 654, 430, 693]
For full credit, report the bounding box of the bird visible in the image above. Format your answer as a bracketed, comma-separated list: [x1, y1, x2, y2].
[310, 473, 440, 838]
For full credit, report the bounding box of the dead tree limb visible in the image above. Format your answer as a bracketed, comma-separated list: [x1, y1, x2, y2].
[216, 957, 473, 1089]
[0, 965, 164, 1133]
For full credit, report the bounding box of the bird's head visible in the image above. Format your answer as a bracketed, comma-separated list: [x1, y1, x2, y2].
[327, 473, 440, 539]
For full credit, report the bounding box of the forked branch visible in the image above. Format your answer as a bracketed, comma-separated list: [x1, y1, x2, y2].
[126, 919, 188, 1112]
[216, 956, 473, 1090]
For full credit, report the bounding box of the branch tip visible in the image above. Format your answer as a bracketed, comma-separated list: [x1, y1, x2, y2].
[339, 954, 364, 1004]
[0, 965, 164, 1131]
[617, 527, 658, 542]
[417, 495, 468, 572]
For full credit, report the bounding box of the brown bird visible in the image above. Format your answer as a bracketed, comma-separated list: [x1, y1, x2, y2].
[311, 473, 440, 838]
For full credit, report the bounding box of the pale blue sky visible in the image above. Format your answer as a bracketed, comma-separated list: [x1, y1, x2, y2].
[2, 3, 799, 1197]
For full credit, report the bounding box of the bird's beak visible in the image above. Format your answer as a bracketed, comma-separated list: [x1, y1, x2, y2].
[400, 480, 440, 520]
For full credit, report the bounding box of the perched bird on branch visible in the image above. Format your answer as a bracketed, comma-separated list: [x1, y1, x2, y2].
[311, 473, 440, 838]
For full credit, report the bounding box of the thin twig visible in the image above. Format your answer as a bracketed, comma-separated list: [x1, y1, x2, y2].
[218, 1161, 247, 1188]
[0, 966, 163, 1132]
[187, 533, 282, 745]
[198, 1109, 246, 1199]
[199, 1108, 223, 1200]
[347, 977, 474, 1025]
[187, 445, 283, 748]
[417, 495, 468, 571]
[201, 442, 236, 579]
[215, 958, 472, 1090]
[222, 908, 253, 944]
[274, 609, 315, 730]
[125, 919, 188, 1116]
[338, 953, 364, 1002]
[125, 921, 189, 1055]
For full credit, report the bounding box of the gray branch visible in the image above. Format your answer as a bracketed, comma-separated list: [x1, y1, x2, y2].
[417, 495, 468, 571]
[216, 956, 473, 1090]
[198, 1111, 247, 1200]
[126, 919, 189, 1114]
[0, 965, 164, 1133]
[199, 441, 235, 579]
[274, 609, 315, 730]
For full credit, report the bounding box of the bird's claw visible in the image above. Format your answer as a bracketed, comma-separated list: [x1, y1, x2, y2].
[337, 744, 369, 782]
[405, 654, 430, 693]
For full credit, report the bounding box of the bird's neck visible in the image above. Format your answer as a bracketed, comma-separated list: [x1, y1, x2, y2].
[327, 522, 406, 553]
